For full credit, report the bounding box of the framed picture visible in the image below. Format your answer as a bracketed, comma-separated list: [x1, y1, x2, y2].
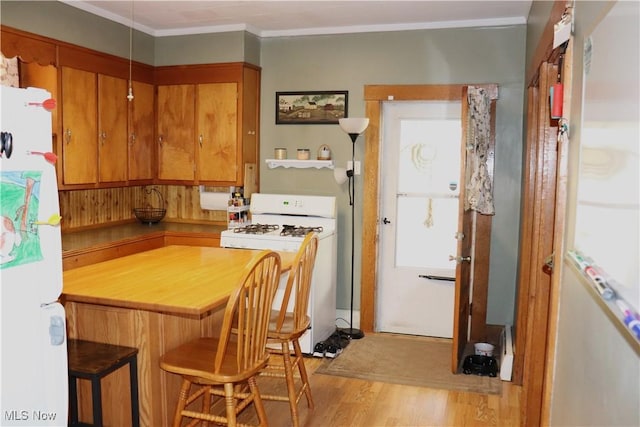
[276, 90, 348, 124]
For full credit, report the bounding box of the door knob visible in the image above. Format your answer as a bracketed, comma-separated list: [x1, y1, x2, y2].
[382, 217, 391, 224]
[449, 255, 471, 263]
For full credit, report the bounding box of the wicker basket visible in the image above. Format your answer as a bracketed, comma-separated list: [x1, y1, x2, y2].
[133, 207, 166, 224]
[133, 188, 166, 225]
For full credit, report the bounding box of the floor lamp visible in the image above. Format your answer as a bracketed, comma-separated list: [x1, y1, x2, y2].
[336, 117, 369, 340]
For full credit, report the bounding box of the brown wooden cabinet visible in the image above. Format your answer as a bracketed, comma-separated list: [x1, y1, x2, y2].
[155, 63, 260, 187]
[157, 82, 240, 183]
[197, 82, 238, 182]
[18, 62, 58, 133]
[62, 67, 154, 186]
[128, 81, 155, 181]
[61, 66, 98, 185]
[157, 84, 196, 181]
[4, 26, 259, 190]
[98, 74, 128, 183]
[242, 66, 259, 170]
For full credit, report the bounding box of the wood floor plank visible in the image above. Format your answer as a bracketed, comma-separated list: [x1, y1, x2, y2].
[162, 334, 520, 426]
[221, 335, 522, 427]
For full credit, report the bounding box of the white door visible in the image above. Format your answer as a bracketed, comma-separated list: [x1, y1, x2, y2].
[377, 101, 462, 338]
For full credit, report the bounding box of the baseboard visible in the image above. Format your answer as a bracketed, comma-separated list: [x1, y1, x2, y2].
[336, 309, 360, 329]
[500, 324, 514, 381]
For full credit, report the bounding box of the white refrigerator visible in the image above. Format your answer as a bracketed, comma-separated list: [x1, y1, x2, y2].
[0, 86, 68, 426]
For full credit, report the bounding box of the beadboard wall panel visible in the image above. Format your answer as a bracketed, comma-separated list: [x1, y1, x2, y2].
[59, 185, 227, 231]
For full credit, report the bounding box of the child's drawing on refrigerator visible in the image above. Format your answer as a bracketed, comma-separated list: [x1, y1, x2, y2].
[0, 171, 43, 268]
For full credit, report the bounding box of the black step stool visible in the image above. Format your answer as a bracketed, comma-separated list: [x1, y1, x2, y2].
[67, 339, 139, 427]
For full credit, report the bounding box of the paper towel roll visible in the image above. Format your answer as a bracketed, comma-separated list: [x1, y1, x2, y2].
[199, 189, 230, 210]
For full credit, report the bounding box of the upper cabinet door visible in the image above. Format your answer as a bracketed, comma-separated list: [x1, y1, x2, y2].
[242, 67, 259, 166]
[61, 67, 98, 185]
[197, 82, 238, 182]
[128, 81, 155, 181]
[157, 84, 196, 181]
[97, 74, 128, 183]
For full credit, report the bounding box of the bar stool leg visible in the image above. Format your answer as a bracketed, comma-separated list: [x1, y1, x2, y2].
[91, 377, 103, 427]
[129, 356, 140, 427]
[68, 376, 79, 426]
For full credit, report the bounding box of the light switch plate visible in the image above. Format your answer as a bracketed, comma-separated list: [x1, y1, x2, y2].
[347, 161, 361, 175]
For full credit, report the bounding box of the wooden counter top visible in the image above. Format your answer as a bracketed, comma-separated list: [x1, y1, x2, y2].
[61, 222, 227, 270]
[63, 245, 294, 317]
[62, 222, 226, 253]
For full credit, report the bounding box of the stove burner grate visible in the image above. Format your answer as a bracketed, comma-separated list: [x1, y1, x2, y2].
[280, 225, 323, 237]
[233, 224, 279, 234]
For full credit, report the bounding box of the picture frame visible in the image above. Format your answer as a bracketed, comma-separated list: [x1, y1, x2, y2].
[276, 90, 348, 124]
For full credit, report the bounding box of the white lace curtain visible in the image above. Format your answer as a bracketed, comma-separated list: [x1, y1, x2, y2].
[464, 86, 495, 215]
[0, 53, 19, 87]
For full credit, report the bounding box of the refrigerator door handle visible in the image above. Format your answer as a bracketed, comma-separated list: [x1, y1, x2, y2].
[49, 315, 66, 346]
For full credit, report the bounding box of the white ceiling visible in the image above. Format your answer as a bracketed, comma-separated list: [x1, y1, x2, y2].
[59, 0, 532, 38]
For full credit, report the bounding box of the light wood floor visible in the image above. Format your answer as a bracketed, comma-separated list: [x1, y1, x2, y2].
[229, 336, 522, 427]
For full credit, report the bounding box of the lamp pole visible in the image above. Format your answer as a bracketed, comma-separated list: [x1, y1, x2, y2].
[337, 118, 369, 340]
[341, 132, 364, 339]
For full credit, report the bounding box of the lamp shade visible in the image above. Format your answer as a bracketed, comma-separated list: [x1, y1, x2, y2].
[339, 118, 369, 135]
[333, 167, 349, 185]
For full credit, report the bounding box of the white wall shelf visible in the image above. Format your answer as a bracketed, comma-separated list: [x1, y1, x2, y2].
[265, 159, 334, 169]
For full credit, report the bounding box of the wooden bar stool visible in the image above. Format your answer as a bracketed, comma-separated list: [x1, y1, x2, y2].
[67, 339, 139, 427]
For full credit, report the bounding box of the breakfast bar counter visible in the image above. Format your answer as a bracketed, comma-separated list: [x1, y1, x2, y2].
[63, 245, 294, 427]
[62, 222, 227, 270]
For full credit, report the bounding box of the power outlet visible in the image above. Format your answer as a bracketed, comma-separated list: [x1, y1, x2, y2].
[347, 161, 361, 175]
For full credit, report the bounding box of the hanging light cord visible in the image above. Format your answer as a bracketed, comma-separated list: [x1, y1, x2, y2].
[127, 0, 134, 101]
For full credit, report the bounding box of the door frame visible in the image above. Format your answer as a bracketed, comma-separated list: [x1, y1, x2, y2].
[512, 2, 572, 425]
[514, 35, 572, 427]
[360, 85, 497, 352]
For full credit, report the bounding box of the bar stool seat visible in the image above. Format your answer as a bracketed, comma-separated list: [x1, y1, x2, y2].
[67, 339, 139, 427]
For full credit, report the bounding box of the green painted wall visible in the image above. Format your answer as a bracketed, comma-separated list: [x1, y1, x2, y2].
[154, 32, 245, 66]
[259, 27, 526, 325]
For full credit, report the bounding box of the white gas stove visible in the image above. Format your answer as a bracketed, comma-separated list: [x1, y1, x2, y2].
[220, 193, 337, 354]
[220, 193, 336, 251]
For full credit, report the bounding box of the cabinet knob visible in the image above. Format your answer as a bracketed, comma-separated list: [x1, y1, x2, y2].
[158, 135, 164, 146]
[65, 129, 72, 144]
[130, 133, 136, 145]
[199, 134, 203, 147]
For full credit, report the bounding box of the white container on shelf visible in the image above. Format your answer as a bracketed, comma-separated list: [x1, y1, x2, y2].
[297, 148, 310, 160]
[274, 148, 287, 159]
